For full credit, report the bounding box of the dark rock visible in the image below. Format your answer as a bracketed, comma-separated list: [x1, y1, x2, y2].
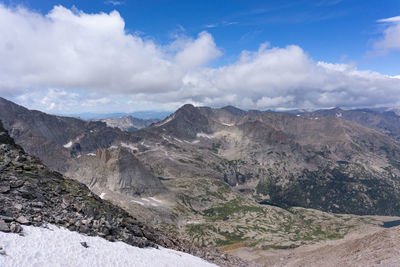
[0, 219, 10, 232]
[17, 188, 35, 200]
[14, 203, 23, 210]
[79, 225, 89, 234]
[9, 222, 22, 233]
[0, 247, 6, 256]
[80, 242, 89, 248]
[31, 202, 44, 208]
[0, 185, 10, 193]
[16, 215, 30, 225]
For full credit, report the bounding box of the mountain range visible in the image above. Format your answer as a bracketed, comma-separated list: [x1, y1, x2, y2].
[2, 97, 400, 265]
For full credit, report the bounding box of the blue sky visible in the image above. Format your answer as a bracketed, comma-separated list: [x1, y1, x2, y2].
[7, 0, 400, 74]
[0, 0, 400, 113]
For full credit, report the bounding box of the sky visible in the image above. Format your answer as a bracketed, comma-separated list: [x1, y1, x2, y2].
[0, 0, 400, 114]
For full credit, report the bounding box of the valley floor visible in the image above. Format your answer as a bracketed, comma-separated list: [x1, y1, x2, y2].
[0, 224, 217, 267]
[225, 223, 400, 267]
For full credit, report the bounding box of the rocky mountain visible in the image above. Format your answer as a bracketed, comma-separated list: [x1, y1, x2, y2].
[0, 120, 250, 267]
[0, 97, 139, 172]
[0, 97, 164, 199]
[133, 104, 400, 216]
[3, 97, 400, 217]
[299, 107, 400, 142]
[95, 116, 159, 132]
[66, 148, 167, 196]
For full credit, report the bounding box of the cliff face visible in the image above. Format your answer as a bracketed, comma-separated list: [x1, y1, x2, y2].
[67, 148, 167, 196]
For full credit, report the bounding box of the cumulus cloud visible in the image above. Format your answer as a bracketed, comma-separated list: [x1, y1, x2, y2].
[174, 31, 222, 69]
[1, 4, 400, 114]
[373, 16, 400, 53]
[0, 4, 184, 95]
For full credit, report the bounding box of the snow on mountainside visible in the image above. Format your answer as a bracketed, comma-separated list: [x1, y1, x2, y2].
[0, 224, 216, 267]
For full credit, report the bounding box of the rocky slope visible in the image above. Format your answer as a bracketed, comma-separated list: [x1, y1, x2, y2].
[0, 121, 251, 267]
[66, 148, 167, 196]
[299, 107, 400, 142]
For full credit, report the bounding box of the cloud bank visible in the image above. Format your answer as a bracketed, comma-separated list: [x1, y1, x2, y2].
[0, 4, 400, 113]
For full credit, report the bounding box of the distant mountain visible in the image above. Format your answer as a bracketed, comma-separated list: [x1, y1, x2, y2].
[95, 115, 159, 132]
[299, 107, 400, 142]
[63, 111, 171, 120]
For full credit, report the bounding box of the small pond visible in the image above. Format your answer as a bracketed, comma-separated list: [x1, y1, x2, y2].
[383, 220, 400, 228]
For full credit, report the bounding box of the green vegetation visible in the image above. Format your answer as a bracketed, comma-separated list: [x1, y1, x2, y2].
[203, 199, 265, 220]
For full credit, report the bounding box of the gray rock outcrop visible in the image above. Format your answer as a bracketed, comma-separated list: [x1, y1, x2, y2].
[67, 148, 167, 196]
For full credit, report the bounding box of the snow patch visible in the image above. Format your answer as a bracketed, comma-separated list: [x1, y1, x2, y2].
[336, 112, 342, 118]
[120, 142, 138, 151]
[87, 153, 96, 156]
[0, 225, 216, 267]
[133, 197, 166, 207]
[221, 122, 234, 126]
[131, 200, 144, 206]
[99, 193, 106, 199]
[140, 141, 151, 148]
[63, 141, 73, 148]
[149, 197, 163, 204]
[154, 114, 175, 127]
[186, 220, 202, 225]
[109, 145, 118, 149]
[196, 132, 214, 139]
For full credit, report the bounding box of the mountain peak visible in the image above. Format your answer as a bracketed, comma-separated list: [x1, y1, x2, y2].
[176, 104, 197, 114]
[221, 105, 246, 116]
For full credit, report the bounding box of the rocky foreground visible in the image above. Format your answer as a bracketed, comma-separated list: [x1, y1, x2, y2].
[0, 121, 253, 267]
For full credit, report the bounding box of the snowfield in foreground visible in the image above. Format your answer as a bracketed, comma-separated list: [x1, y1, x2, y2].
[0, 224, 217, 267]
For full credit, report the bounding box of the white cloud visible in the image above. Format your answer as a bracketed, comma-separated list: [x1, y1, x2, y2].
[174, 31, 222, 69]
[1, 4, 400, 114]
[373, 16, 400, 53]
[378, 16, 400, 23]
[0, 4, 184, 95]
[104, 1, 124, 6]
